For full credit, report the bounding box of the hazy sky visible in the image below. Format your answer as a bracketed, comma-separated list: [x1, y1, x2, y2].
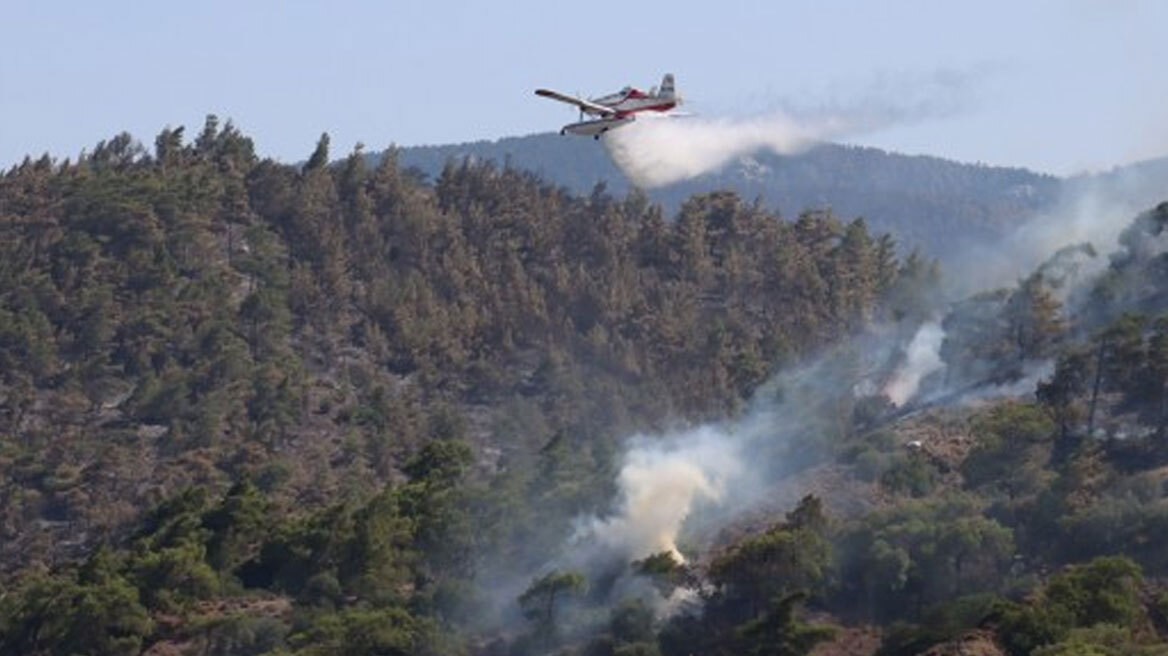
[3, 0, 1166, 175]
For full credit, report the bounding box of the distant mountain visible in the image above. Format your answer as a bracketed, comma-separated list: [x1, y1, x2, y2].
[1064, 154, 1168, 212]
[395, 133, 1063, 255]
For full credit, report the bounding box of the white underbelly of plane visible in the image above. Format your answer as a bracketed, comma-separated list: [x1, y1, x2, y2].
[562, 115, 635, 137]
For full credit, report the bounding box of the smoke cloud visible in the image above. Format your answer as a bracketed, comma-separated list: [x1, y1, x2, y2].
[562, 327, 917, 575]
[944, 189, 1130, 298]
[572, 426, 742, 562]
[557, 191, 1160, 587]
[944, 153, 1168, 301]
[884, 321, 946, 406]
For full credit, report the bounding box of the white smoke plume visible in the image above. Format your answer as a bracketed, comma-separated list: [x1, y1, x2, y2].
[957, 360, 1056, 407]
[658, 586, 700, 617]
[946, 175, 1158, 298]
[883, 321, 946, 406]
[563, 327, 913, 574]
[572, 425, 743, 563]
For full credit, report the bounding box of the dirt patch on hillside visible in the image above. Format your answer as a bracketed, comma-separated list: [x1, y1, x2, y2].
[892, 407, 979, 475]
[918, 629, 1005, 656]
[811, 624, 883, 656]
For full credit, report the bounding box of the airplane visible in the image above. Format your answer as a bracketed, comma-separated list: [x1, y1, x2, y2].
[535, 74, 681, 139]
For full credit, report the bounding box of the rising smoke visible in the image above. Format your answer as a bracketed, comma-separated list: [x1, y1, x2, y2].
[883, 321, 946, 406]
[571, 426, 743, 563]
[551, 181, 1166, 616]
[945, 188, 1131, 298]
[562, 328, 911, 574]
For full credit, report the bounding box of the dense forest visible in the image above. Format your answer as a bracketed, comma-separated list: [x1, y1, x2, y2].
[3, 119, 1168, 656]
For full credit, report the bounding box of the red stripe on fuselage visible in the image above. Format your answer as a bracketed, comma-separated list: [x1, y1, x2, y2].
[613, 101, 678, 118]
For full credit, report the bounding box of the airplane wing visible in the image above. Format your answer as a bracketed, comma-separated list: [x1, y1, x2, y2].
[534, 89, 615, 117]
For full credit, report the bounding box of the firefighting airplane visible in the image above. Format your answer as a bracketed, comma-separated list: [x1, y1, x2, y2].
[535, 74, 681, 139]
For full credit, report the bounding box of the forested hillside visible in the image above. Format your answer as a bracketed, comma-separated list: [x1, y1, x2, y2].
[4, 119, 1168, 656]
[395, 133, 1061, 256]
[0, 118, 924, 652]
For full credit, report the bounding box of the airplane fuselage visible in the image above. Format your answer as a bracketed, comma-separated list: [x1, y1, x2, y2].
[563, 88, 678, 137]
[586, 88, 679, 117]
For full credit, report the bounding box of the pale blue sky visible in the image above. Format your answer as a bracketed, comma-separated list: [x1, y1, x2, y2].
[3, 0, 1166, 174]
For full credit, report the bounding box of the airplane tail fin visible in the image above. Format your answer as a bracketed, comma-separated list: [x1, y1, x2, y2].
[659, 73, 676, 99]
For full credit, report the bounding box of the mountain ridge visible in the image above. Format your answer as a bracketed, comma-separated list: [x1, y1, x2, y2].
[393, 132, 1168, 257]
[393, 133, 1061, 255]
